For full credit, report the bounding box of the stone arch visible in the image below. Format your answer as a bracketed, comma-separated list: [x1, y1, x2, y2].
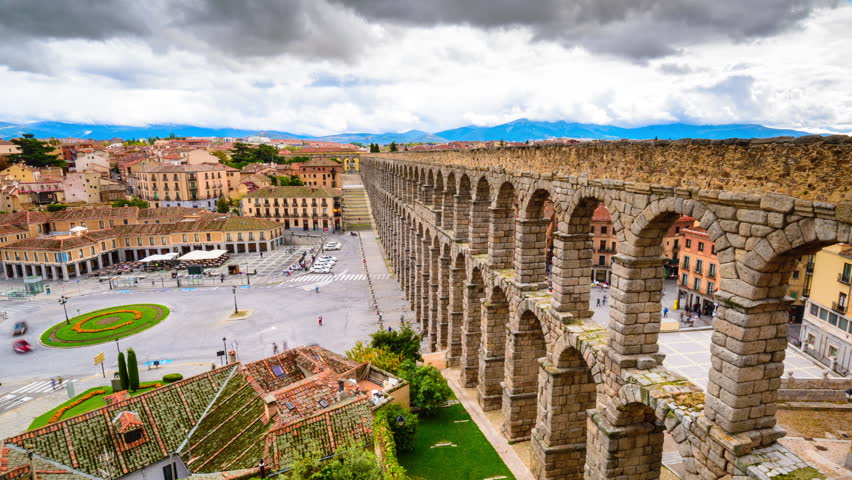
[502, 308, 547, 441]
[433, 169, 445, 215]
[442, 171, 457, 230]
[461, 265, 486, 387]
[478, 284, 511, 411]
[469, 175, 492, 253]
[515, 186, 558, 285]
[454, 173, 472, 241]
[531, 344, 598, 480]
[489, 181, 517, 269]
[446, 251, 466, 366]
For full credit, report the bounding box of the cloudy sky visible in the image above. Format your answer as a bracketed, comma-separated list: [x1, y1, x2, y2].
[0, 0, 850, 135]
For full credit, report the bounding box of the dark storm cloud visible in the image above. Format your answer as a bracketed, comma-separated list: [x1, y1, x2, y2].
[0, 0, 839, 71]
[334, 0, 838, 60]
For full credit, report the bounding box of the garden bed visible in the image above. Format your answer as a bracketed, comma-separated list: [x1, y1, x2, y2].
[40, 304, 170, 348]
[28, 382, 162, 430]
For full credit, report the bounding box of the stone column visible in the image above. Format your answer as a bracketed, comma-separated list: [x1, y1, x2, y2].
[447, 265, 465, 366]
[10, 263, 17, 278]
[51, 265, 58, 280]
[452, 194, 470, 242]
[460, 282, 484, 387]
[488, 206, 514, 269]
[478, 300, 508, 411]
[74, 262, 81, 278]
[550, 232, 594, 317]
[97, 255, 104, 270]
[585, 408, 664, 480]
[428, 246, 441, 351]
[530, 357, 595, 480]
[501, 324, 546, 442]
[513, 218, 551, 286]
[61, 264, 69, 281]
[436, 255, 451, 351]
[441, 189, 455, 232]
[40, 264, 47, 279]
[422, 242, 434, 347]
[704, 292, 789, 442]
[469, 200, 490, 254]
[608, 254, 666, 360]
[421, 184, 434, 205]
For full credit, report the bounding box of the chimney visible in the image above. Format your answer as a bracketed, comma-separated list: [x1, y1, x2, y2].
[338, 379, 344, 392]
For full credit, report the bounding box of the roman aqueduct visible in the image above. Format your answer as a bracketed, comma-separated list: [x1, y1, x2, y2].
[360, 138, 851, 480]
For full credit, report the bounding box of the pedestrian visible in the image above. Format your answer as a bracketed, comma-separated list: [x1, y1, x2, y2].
[220, 274, 224, 283]
[602, 296, 607, 305]
[272, 342, 279, 354]
[260, 251, 263, 259]
[680, 311, 685, 322]
[50, 378, 56, 391]
[388, 326, 392, 332]
[282, 340, 288, 351]
[596, 298, 601, 307]
[57, 376, 64, 388]
[152, 280, 155, 287]
[663, 307, 668, 318]
[315, 286, 319, 293]
[318, 315, 323, 327]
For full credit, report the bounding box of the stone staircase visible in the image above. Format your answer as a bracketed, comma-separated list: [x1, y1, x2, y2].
[342, 186, 373, 230]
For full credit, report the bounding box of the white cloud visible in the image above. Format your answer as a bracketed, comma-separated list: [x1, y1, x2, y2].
[0, 3, 849, 134]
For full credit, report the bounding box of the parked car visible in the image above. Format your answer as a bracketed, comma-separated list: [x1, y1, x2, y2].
[12, 322, 27, 336]
[13, 339, 32, 354]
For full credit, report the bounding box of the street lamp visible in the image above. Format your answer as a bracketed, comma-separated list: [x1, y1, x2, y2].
[58, 295, 69, 325]
[232, 285, 238, 314]
[222, 337, 227, 356]
[396, 414, 405, 427]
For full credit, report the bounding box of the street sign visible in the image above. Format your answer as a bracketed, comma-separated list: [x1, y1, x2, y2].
[94, 352, 105, 365]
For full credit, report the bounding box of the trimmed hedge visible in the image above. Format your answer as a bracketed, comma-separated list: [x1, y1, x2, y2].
[373, 414, 407, 480]
[162, 373, 183, 383]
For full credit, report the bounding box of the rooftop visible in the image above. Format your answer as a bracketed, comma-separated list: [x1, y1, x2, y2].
[244, 186, 341, 199]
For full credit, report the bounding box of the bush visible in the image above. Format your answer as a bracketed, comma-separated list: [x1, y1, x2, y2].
[376, 404, 418, 453]
[346, 341, 404, 374]
[162, 373, 183, 383]
[127, 349, 139, 392]
[400, 360, 452, 416]
[369, 322, 421, 363]
[46, 203, 70, 212]
[288, 441, 383, 480]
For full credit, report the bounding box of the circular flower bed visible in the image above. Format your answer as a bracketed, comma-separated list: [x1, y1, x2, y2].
[40, 304, 170, 348]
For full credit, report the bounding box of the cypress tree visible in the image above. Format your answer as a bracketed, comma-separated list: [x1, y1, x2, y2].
[127, 349, 139, 392]
[117, 351, 129, 391]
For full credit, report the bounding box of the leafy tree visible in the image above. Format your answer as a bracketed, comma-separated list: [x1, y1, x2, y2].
[288, 155, 310, 164]
[399, 360, 452, 415]
[230, 142, 256, 166]
[9, 134, 65, 168]
[127, 349, 139, 392]
[269, 175, 278, 186]
[117, 351, 129, 391]
[254, 144, 280, 163]
[278, 175, 304, 187]
[350, 142, 363, 147]
[369, 322, 421, 363]
[376, 404, 418, 453]
[210, 150, 230, 163]
[288, 442, 383, 480]
[388, 142, 398, 152]
[112, 196, 148, 208]
[346, 341, 404, 374]
[45, 203, 70, 212]
[216, 196, 230, 213]
[369, 143, 380, 153]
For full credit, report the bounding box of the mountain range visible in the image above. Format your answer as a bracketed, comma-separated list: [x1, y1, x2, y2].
[0, 119, 817, 143]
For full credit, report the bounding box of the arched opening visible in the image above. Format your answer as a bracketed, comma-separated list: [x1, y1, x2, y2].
[489, 181, 517, 270]
[551, 196, 601, 321]
[469, 177, 491, 254]
[461, 266, 485, 387]
[435, 242, 452, 351]
[502, 309, 547, 441]
[515, 188, 556, 286]
[442, 172, 457, 231]
[587, 400, 663, 480]
[426, 234, 441, 351]
[454, 174, 472, 242]
[531, 346, 597, 480]
[433, 171, 444, 216]
[478, 285, 510, 411]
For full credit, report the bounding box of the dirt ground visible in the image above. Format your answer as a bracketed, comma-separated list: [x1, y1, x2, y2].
[776, 409, 852, 438]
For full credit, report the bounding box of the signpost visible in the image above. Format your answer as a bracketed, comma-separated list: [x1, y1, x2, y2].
[94, 352, 106, 378]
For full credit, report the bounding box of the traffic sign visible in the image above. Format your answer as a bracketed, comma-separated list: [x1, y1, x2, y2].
[94, 352, 105, 365]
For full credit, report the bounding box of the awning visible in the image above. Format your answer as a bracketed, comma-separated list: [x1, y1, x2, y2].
[139, 252, 179, 263]
[178, 249, 228, 261]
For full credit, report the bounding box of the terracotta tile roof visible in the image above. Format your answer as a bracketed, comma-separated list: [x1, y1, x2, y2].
[48, 207, 139, 222]
[112, 411, 143, 434]
[243, 186, 341, 199]
[138, 164, 237, 173]
[592, 205, 611, 222]
[0, 224, 28, 235]
[301, 158, 342, 167]
[3, 230, 117, 251]
[137, 207, 206, 219]
[0, 211, 50, 226]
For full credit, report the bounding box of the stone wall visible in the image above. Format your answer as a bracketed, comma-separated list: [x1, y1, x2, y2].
[379, 137, 852, 203]
[778, 376, 851, 403]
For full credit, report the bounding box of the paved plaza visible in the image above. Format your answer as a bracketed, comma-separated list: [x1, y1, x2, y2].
[0, 228, 412, 436]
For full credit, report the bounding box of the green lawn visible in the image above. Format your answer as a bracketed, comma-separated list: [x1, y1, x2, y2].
[28, 382, 161, 430]
[40, 304, 170, 347]
[398, 402, 515, 480]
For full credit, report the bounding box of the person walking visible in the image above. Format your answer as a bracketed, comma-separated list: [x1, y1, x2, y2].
[318, 316, 323, 327]
[272, 342, 279, 354]
[602, 296, 607, 305]
[50, 378, 56, 391]
[57, 376, 64, 388]
[260, 251, 263, 259]
[663, 307, 668, 318]
[596, 298, 601, 307]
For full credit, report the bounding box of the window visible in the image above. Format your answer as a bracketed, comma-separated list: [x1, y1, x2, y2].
[206, 233, 211, 241]
[611, 241, 616, 251]
[162, 464, 175, 480]
[819, 308, 828, 320]
[599, 240, 606, 250]
[828, 345, 838, 358]
[828, 312, 838, 326]
[272, 365, 285, 377]
[590, 226, 595, 234]
[78, 249, 83, 258]
[695, 259, 703, 274]
[181, 234, 187, 242]
[711, 245, 716, 255]
[99, 221, 104, 229]
[681, 273, 688, 286]
[792, 270, 800, 279]
[137, 238, 142, 246]
[842, 263, 852, 283]
[123, 429, 143, 444]
[708, 263, 717, 278]
[249, 232, 254, 240]
[693, 278, 701, 291]
[685, 239, 692, 248]
[194, 234, 200, 242]
[840, 317, 849, 332]
[601, 226, 608, 234]
[682, 256, 690, 270]
[840, 292, 849, 309]
[23, 252, 27, 261]
[706, 282, 715, 295]
[227, 233, 232, 241]
[238, 233, 243, 241]
[90, 247, 95, 255]
[598, 255, 606, 266]
[260, 232, 265, 240]
[698, 241, 704, 252]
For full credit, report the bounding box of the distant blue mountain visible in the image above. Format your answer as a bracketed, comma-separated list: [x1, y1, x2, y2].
[435, 118, 814, 142]
[0, 119, 817, 143]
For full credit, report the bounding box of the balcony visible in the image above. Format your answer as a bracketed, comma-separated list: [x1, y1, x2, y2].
[838, 273, 851, 285]
[831, 302, 848, 314]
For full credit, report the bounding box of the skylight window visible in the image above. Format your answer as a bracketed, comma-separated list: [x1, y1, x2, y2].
[272, 365, 285, 377]
[285, 401, 295, 410]
[318, 399, 330, 408]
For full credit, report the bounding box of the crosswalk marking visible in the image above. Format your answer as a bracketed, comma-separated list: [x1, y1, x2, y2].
[0, 394, 33, 410]
[11, 379, 74, 394]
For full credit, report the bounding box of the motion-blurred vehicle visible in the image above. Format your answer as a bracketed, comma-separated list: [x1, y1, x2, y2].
[13, 339, 32, 354]
[12, 321, 27, 336]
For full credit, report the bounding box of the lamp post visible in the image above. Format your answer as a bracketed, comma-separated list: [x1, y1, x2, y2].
[222, 337, 227, 356]
[396, 414, 405, 427]
[114, 338, 120, 355]
[232, 285, 238, 314]
[58, 295, 69, 325]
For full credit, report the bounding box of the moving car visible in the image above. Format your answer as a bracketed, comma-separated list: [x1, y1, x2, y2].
[12, 321, 27, 336]
[13, 339, 32, 354]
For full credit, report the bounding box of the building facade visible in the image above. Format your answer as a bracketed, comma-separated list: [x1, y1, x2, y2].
[677, 226, 719, 316]
[297, 158, 342, 188]
[241, 186, 342, 231]
[132, 163, 240, 210]
[590, 205, 616, 283]
[800, 244, 852, 374]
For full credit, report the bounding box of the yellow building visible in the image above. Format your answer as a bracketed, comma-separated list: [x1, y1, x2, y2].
[241, 186, 342, 231]
[800, 244, 852, 374]
[133, 163, 240, 210]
